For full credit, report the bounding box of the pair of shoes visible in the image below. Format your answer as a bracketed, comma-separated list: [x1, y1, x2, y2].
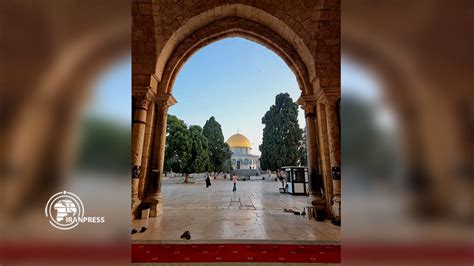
[131, 227, 147, 234]
[180, 230, 191, 240]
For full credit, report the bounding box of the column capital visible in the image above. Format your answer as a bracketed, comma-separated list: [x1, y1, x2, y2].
[132, 86, 155, 105]
[297, 95, 318, 116]
[133, 97, 151, 109]
[132, 87, 177, 108]
[155, 93, 177, 109]
[324, 95, 340, 107]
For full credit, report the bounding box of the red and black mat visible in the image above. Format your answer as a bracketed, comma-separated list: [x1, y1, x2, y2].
[132, 243, 340, 263]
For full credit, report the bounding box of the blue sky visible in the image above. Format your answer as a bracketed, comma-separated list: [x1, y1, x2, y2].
[88, 39, 384, 154]
[171, 38, 304, 154]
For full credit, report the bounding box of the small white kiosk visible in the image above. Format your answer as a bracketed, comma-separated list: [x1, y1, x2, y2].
[281, 166, 309, 195]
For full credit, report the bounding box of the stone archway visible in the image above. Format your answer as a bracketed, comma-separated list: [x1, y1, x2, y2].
[160, 17, 312, 96]
[132, 0, 340, 221]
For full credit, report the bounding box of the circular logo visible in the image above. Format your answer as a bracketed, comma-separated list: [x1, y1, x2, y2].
[45, 191, 84, 230]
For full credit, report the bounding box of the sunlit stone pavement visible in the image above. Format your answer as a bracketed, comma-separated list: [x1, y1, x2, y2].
[132, 179, 340, 242]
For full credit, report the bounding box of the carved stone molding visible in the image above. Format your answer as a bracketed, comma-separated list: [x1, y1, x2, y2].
[297, 94, 318, 117]
[132, 87, 177, 109]
[322, 94, 340, 107]
[132, 86, 156, 103]
[155, 93, 177, 109]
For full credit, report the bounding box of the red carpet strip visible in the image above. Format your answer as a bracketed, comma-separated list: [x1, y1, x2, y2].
[132, 243, 340, 263]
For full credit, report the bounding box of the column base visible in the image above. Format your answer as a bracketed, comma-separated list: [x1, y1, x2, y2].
[131, 199, 142, 219]
[309, 195, 327, 221]
[331, 195, 341, 226]
[131, 178, 141, 217]
[140, 193, 163, 218]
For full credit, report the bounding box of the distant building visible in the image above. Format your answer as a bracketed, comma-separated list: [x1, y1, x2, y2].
[226, 133, 260, 170]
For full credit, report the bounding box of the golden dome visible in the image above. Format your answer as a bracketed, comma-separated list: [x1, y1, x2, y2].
[226, 133, 252, 148]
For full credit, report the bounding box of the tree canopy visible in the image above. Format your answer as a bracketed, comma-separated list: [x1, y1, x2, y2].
[164, 115, 191, 174]
[259, 93, 303, 171]
[164, 115, 212, 182]
[187, 125, 211, 174]
[202, 116, 232, 173]
[166, 114, 180, 133]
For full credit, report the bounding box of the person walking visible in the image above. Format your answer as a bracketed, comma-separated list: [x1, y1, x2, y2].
[277, 171, 285, 189]
[232, 174, 238, 192]
[205, 173, 211, 188]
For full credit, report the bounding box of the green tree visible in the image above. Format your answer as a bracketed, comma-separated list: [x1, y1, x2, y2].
[221, 158, 233, 173]
[202, 116, 232, 174]
[164, 117, 212, 183]
[164, 117, 191, 178]
[186, 125, 211, 180]
[164, 114, 181, 173]
[259, 93, 303, 171]
[166, 114, 180, 133]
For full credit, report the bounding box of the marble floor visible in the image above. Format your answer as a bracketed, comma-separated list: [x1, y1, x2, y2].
[132, 179, 340, 242]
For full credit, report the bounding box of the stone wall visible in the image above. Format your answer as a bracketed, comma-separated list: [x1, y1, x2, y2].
[133, 0, 340, 95]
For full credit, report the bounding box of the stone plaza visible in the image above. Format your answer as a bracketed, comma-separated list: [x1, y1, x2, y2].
[132, 178, 340, 241]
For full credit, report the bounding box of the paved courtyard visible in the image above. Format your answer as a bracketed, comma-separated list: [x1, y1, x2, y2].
[132, 178, 340, 242]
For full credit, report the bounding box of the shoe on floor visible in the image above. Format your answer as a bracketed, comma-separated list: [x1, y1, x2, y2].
[180, 230, 191, 240]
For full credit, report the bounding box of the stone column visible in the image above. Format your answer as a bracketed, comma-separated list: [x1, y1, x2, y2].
[317, 102, 334, 217]
[138, 102, 155, 199]
[325, 96, 341, 224]
[131, 95, 150, 212]
[301, 98, 327, 221]
[143, 93, 176, 217]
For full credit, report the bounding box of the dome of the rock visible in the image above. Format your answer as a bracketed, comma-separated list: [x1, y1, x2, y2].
[226, 133, 252, 148]
[225, 132, 259, 170]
